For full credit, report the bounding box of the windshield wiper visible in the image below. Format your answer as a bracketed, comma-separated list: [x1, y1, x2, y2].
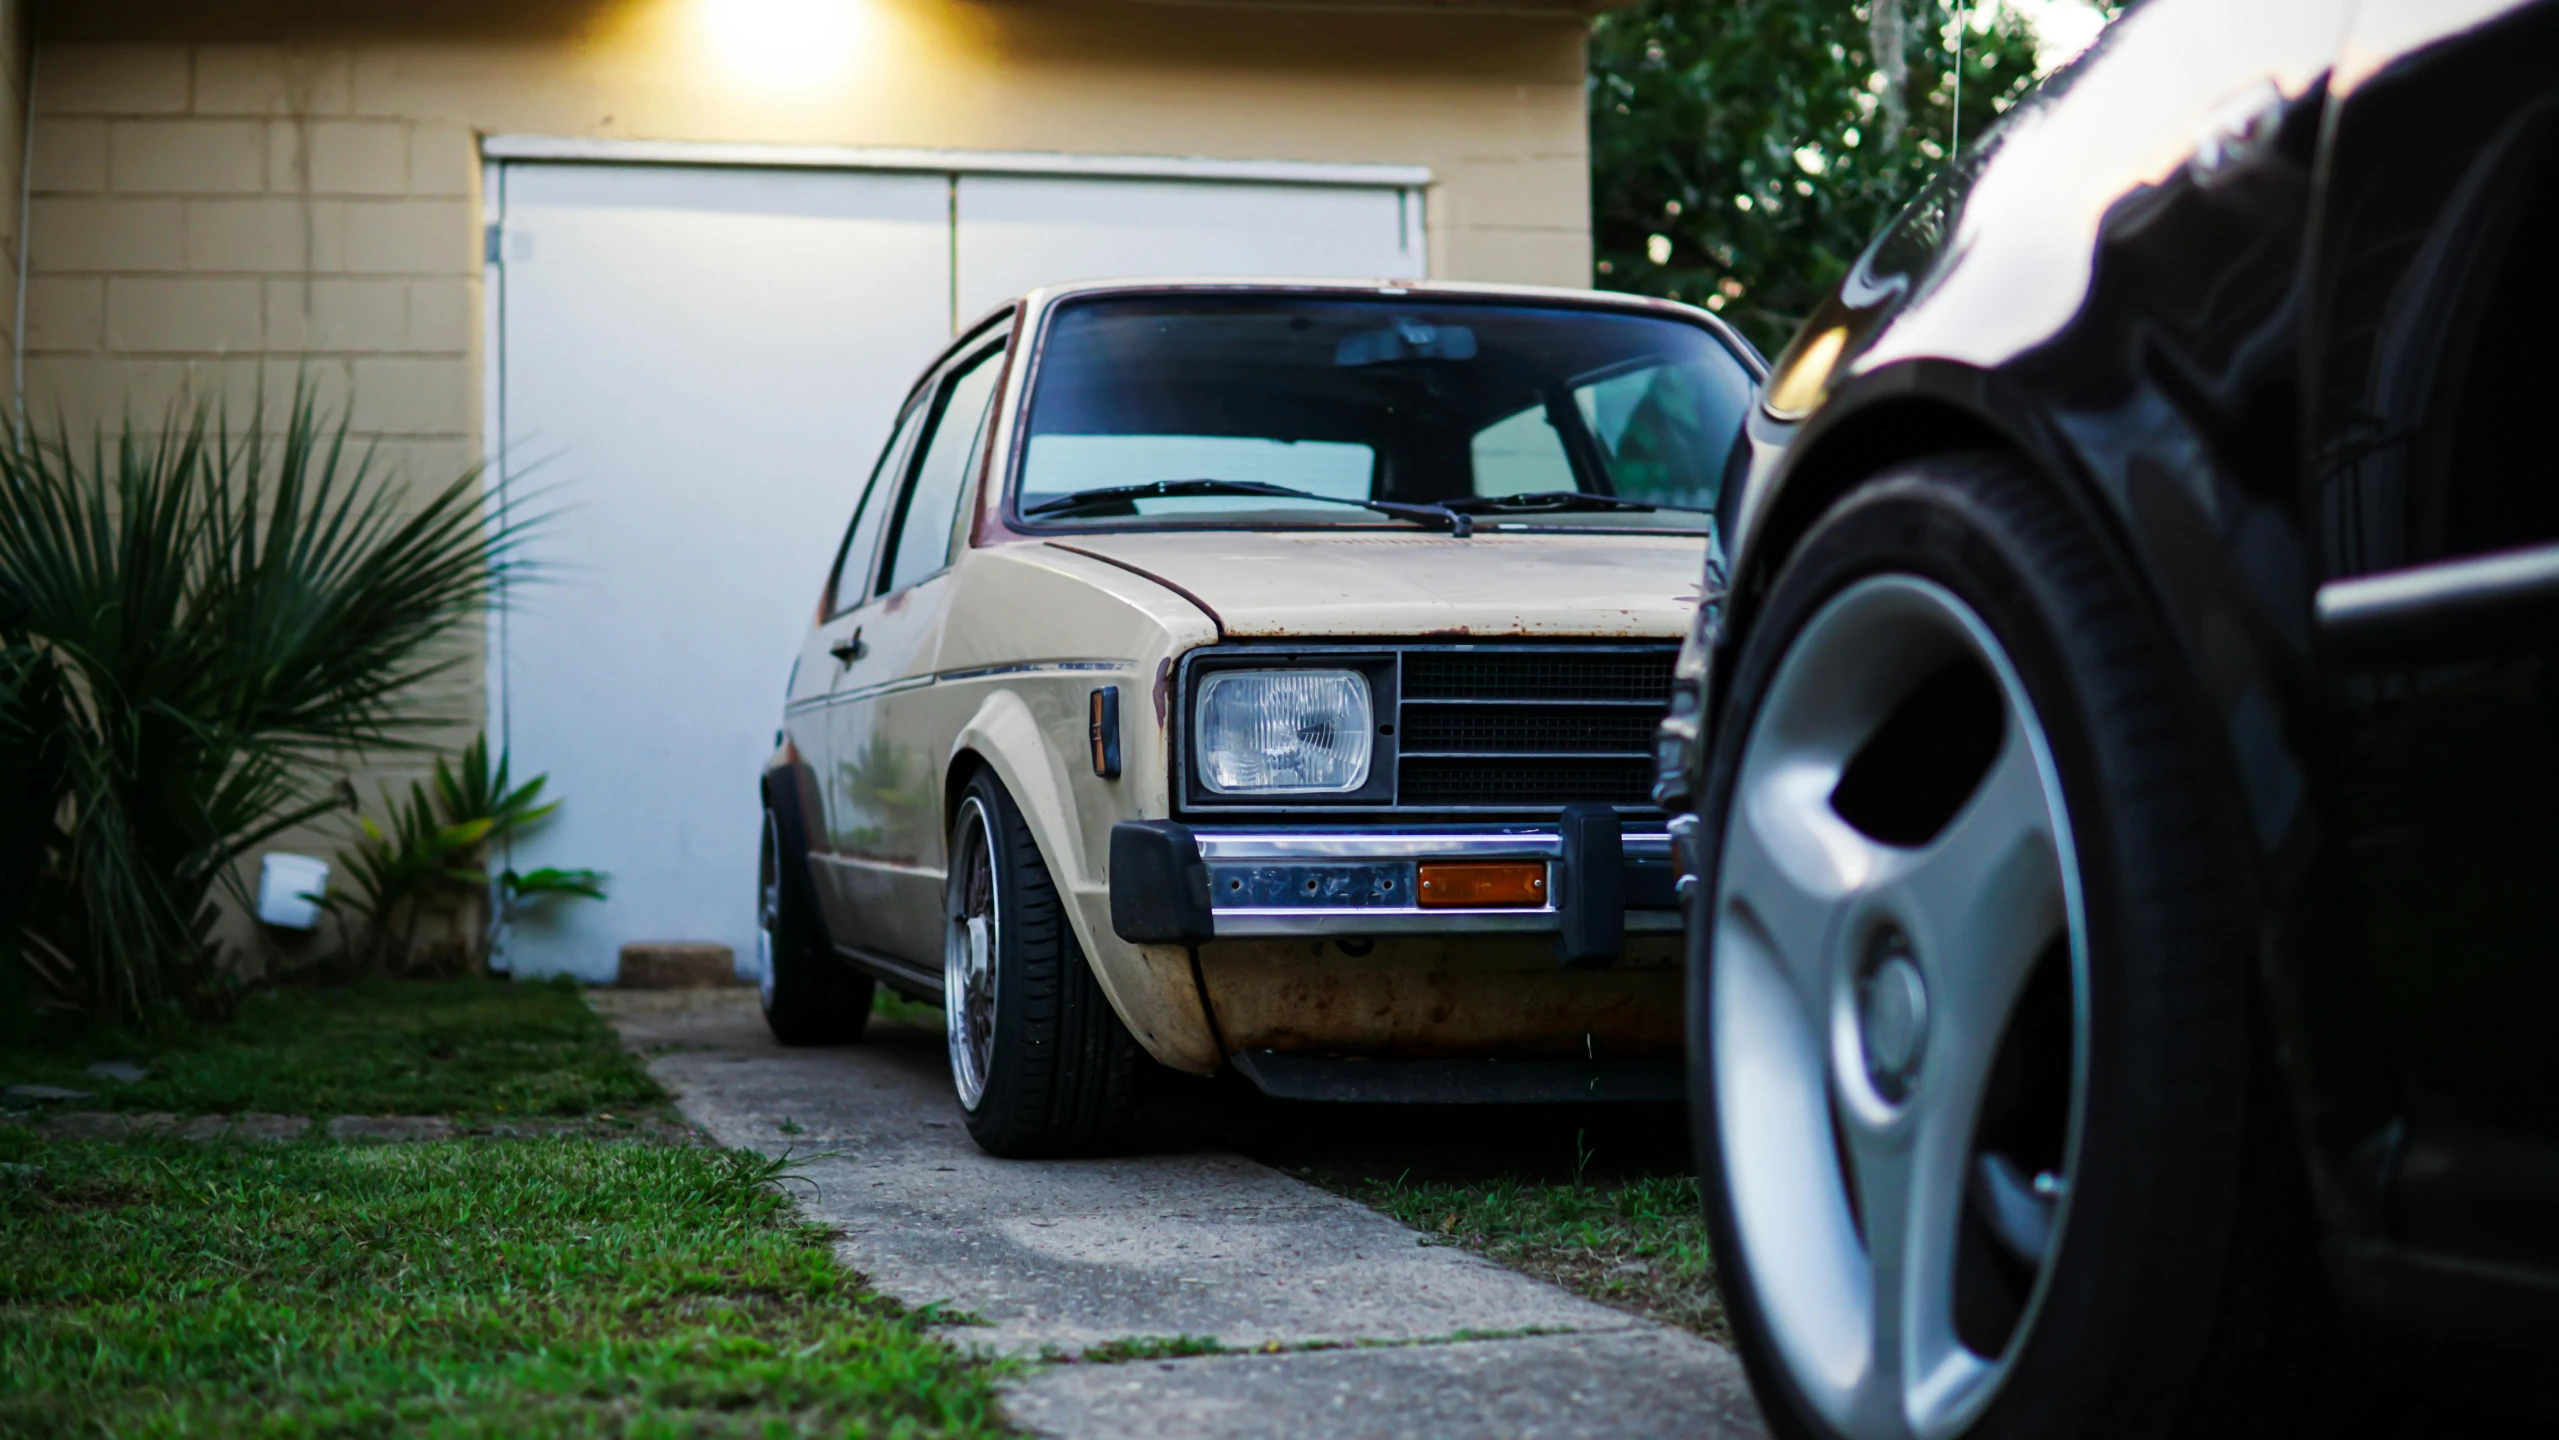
[1439, 491, 1662, 515]
[1022, 478, 1474, 536]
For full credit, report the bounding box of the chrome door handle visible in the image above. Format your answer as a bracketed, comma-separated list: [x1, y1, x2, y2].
[830, 627, 865, 664]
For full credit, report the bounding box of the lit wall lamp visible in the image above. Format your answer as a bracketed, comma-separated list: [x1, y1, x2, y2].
[697, 0, 869, 92]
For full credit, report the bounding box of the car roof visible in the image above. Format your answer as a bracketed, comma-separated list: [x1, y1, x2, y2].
[959, 277, 1722, 346]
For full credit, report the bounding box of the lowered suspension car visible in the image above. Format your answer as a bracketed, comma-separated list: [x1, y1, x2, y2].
[762, 280, 1762, 1156]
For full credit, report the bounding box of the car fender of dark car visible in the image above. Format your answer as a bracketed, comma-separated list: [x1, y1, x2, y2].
[1677, 0, 2559, 1340]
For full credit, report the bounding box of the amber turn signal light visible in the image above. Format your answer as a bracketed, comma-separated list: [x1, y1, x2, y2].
[1414, 861, 1548, 908]
[1089, 686, 1121, 779]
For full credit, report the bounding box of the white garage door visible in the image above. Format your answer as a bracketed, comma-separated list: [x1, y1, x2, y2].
[488, 153, 1424, 980]
[954, 174, 1418, 317]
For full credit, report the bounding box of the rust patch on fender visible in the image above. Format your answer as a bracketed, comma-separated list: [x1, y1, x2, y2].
[1152, 657, 1172, 726]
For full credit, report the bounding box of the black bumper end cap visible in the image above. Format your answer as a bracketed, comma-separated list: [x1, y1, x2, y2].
[1109, 819, 1216, 946]
[1555, 802, 1626, 968]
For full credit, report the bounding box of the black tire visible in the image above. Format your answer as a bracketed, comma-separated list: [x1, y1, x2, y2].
[1689, 454, 2331, 1440]
[946, 768, 1141, 1157]
[758, 801, 873, 1046]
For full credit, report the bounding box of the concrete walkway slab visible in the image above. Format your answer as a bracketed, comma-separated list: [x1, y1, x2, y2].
[592, 988, 1764, 1439]
[1009, 1329, 1764, 1440]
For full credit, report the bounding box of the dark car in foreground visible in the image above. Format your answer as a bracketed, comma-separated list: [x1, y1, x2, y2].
[1655, 0, 2559, 1433]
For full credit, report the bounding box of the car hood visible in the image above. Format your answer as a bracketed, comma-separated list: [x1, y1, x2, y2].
[1042, 529, 1710, 639]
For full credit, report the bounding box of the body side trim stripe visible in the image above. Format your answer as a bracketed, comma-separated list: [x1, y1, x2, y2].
[2316, 542, 2559, 635]
[800, 659, 1134, 713]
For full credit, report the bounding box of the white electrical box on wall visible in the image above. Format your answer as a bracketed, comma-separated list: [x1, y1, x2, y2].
[255, 853, 330, 930]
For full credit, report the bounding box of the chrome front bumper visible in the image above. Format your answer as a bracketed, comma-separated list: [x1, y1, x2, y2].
[1194, 827, 1680, 938]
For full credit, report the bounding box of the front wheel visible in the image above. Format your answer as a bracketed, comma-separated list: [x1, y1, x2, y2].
[945, 768, 1141, 1157]
[1691, 455, 2323, 1440]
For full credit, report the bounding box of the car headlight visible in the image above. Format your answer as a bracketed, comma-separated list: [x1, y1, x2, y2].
[1195, 669, 1374, 794]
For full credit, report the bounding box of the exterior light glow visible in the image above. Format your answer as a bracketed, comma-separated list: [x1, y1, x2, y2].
[698, 0, 867, 91]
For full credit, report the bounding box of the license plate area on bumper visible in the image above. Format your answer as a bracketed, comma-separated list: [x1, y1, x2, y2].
[1193, 830, 1677, 939]
[1208, 862, 1420, 909]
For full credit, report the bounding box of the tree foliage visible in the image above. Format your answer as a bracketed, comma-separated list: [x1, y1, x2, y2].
[1590, 0, 2046, 356]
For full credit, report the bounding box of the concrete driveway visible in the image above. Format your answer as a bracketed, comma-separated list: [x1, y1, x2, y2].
[595, 989, 1767, 1440]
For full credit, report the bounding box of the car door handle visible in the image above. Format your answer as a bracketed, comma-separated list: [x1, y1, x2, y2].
[830, 628, 866, 664]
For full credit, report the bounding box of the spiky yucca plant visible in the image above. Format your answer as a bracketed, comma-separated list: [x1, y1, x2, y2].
[0, 388, 525, 1026]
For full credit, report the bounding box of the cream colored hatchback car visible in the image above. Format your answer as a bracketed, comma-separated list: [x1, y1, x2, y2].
[760, 280, 1761, 1156]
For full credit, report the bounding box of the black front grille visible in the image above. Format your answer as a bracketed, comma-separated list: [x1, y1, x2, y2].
[1400, 758, 1659, 807]
[1403, 652, 1675, 702]
[1392, 646, 1672, 811]
[1400, 703, 1660, 754]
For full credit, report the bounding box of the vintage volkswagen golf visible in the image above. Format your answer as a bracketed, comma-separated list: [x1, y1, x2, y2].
[760, 279, 1759, 1156]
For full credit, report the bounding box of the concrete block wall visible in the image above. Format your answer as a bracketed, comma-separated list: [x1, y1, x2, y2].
[21, 42, 490, 970]
[0, 2, 32, 372]
[24, 43, 480, 499]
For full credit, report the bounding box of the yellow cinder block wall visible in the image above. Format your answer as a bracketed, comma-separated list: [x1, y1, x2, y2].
[18, 0, 1595, 967]
[0, 2, 31, 369]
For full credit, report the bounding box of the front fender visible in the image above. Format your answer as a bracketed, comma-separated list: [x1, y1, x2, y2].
[949, 687, 1221, 1074]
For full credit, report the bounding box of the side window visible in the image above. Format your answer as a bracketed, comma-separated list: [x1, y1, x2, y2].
[2312, 99, 2559, 576]
[879, 345, 1005, 596]
[1573, 358, 1751, 511]
[825, 396, 933, 616]
[1468, 405, 1575, 497]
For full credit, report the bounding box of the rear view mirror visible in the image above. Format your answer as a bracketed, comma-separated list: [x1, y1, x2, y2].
[1336, 320, 1477, 367]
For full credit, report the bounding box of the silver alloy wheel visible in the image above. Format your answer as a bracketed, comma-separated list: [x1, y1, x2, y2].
[945, 795, 1001, 1111]
[1713, 574, 2089, 1440]
[757, 809, 782, 1010]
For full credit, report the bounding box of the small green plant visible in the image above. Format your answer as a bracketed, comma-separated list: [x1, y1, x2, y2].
[314, 733, 604, 976]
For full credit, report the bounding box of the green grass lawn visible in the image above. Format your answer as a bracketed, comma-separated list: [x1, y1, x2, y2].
[0, 979, 1012, 1436]
[1336, 1171, 1726, 1341]
[0, 977, 663, 1117]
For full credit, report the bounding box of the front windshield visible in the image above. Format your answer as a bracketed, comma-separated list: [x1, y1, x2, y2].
[1011, 294, 1755, 532]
